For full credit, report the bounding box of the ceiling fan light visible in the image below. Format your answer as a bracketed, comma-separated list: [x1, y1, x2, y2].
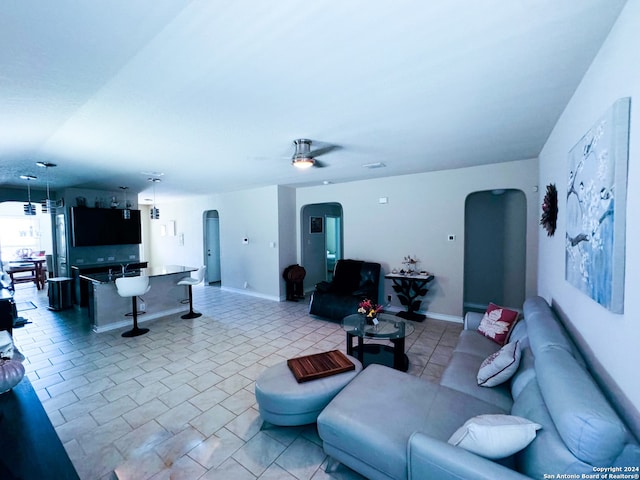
[292, 157, 315, 169]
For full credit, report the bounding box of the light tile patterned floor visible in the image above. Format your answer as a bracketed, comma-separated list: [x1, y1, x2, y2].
[11, 283, 462, 480]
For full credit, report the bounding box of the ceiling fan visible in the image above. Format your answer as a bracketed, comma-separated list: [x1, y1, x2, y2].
[291, 139, 340, 169]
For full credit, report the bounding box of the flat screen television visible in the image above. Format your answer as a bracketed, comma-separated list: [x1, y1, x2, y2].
[71, 207, 142, 247]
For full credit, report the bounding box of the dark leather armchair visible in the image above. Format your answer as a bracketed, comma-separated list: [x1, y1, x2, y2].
[309, 259, 381, 321]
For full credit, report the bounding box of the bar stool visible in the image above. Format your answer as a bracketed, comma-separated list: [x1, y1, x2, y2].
[178, 266, 205, 319]
[115, 275, 150, 337]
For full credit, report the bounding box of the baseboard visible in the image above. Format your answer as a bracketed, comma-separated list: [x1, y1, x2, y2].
[384, 305, 463, 324]
[220, 286, 281, 302]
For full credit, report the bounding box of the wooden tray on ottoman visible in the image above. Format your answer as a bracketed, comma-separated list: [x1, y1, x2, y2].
[287, 350, 355, 383]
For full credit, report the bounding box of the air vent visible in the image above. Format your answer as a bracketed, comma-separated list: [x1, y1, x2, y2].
[362, 162, 386, 169]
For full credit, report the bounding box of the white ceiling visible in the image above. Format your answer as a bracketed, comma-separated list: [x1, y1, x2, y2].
[0, 0, 627, 202]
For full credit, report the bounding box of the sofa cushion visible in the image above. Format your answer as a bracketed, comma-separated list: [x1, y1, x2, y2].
[535, 347, 628, 465]
[509, 346, 536, 401]
[317, 364, 506, 480]
[454, 330, 500, 358]
[523, 297, 582, 362]
[478, 303, 520, 345]
[477, 341, 521, 387]
[508, 319, 528, 346]
[512, 380, 593, 478]
[448, 414, 541, 459]
[440, 352, 513, 411]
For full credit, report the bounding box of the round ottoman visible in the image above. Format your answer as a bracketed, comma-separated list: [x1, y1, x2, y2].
[255, 355, 362, 426]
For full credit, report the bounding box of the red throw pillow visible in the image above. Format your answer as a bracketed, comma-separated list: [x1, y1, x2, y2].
[477, 303, 520, 345]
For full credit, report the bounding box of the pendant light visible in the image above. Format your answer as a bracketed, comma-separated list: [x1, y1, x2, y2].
[149, 178, 161, 220]
[119, 186, 131, 219]
[20, 175, 37, 215]
[36, 161, 57, 213]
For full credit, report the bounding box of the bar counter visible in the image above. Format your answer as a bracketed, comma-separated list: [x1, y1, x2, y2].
[80, 265, 198, 332]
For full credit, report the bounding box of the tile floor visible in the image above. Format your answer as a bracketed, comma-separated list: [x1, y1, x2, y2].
[11, 282, 462, 480]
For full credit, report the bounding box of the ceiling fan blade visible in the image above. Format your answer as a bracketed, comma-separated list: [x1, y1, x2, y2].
[310, 145, 342, 157]
[313, 159, 327, 168]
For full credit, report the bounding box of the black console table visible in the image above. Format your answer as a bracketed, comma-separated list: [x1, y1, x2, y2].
[385, 273, 435, 322]
[0, 376, 79, 479]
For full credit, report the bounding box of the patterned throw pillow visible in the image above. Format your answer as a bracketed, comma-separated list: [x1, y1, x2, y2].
[477, 303, 520, 345]
[477, 341, 521, 387]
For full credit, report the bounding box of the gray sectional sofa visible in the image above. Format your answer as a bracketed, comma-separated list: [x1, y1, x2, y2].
[317, 296, 640, 479]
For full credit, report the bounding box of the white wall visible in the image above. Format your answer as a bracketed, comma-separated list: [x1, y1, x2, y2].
[296, 158, 539, 320]
[148, 185, 286, 301]
[538, 0, 640, 409]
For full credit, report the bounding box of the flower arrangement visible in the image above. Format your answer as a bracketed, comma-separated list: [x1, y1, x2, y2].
[358, 298, 383, 318]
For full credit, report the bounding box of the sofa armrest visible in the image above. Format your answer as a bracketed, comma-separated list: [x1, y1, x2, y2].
[408, 432, 530, 480]
[464, 311, 484, 330]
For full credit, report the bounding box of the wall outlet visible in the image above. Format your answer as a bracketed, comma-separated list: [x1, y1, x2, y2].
[139, 301, 146, 311]
[387, 295, 392, 302]
[97, 257, 104, 262]
[448, 234, 456, 241]
[107, 256, 115, 261]
[243, 281, 249, 289]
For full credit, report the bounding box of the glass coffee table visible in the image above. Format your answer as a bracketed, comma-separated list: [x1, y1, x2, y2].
[342, 313, 415, 371]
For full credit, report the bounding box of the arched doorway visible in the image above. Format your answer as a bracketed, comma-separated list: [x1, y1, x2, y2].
[463, 189, 526, 313]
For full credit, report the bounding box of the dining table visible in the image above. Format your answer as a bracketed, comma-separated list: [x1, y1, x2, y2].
[6, 257, 47, 290]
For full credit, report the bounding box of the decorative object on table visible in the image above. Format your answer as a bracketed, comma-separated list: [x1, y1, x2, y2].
[540, 183, 558, 237]
[402, 255, 419, 273]
[358, 298, 382, 325]
[0, 357, 25, 394]
[287, 350, 355, 383]
[385, 271, 435, 322]
[566, 97, 630, 314]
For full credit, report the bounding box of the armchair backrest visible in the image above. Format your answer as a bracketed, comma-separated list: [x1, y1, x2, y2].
[332, 260, 381, 300]
[332, 260, 365, 293]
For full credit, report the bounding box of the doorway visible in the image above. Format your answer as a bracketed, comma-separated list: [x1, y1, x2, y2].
[463, 189, 526, 313]
[204, 210, 221, 284]
[301, 203, 343, 290]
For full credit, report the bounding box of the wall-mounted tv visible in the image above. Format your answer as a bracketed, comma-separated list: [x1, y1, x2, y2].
[71, 207, 142, 247]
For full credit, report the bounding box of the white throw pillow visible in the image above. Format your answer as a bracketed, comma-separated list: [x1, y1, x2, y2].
[448, 414, 542, 459]
[477, 340, 521, 387]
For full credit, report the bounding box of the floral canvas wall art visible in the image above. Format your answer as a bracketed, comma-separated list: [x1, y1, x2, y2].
[565, 97, 630, 313]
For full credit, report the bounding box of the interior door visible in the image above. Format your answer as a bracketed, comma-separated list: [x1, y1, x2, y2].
[205, 214, 221, 283]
